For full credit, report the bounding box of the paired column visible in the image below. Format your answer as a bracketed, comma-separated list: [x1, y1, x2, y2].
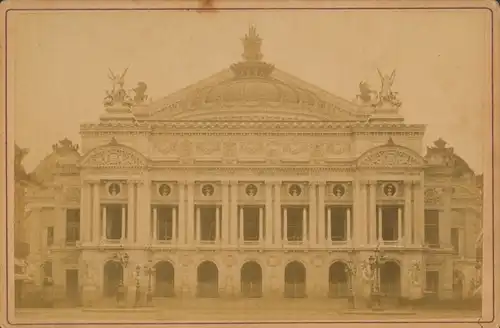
[230, 181, 238, 245]
[265, 183, 273, 247]
[229, 181, 239, 246]
[221, 181, 230, 246]
[120, 205, 126, 241]
[440, 186, 453, 248]
[258, 207, 264, 242]
[308, 183, 317, 245]
[273, 182, 282, 245]
[302, 207, 307, 242]
[326, 207, 332, 243]
[377, 207, 383, 242]
[318, 183, 326, 247]
[101, 205, 107, 240]
[397, 207, 403, 242]
[215, 206, 221, 242]
[80, 181, 91, 243]
[172, 207, 177, 243]
[413, 180, 425, 246]
[368, 181, 377, 245]
[186, 181, 195, 244]
[136, 178, 151, 244]
[283, 207, 288, 242]
[195, 206, 201, 242]
[358, 180, 369, 246]
[127, 181, 136, 242]
[152, 207, 158, 240]
[404, 181, 413, 245]
[91, 181, 100, 242]
[346, 207, 351, 242]
[239, 207, 244, 244]
[177, 181, 186, 244]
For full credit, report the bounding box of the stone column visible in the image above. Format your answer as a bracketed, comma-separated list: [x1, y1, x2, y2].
[136, 178, 151, 244]
[230, 181, 238, 246]
[178, 181, 186, 244]
[265, 182, 273, 247]
[346, 207, 351, 242]
[127, 181, 135, 243]
[259, 207, 264, 243]
[186, 181, 195, 245]
[80, 181, 91, 243]
[92, 181, 100, 243]
[404, 181, 412, 246]
[377, 206, 383, 243]
[302, 207, 307, 243]
[283, 207, 288, 242]
[215, 206, 220, 243]
[101, 206, 107, 240]
[397, 207, 403, 243]
[326, 207, 332, 243]
[440, 186, 453, 248]
[152, 207, 158, 241]
[195, 206, 201, 242]
[121, 206, 126, 241]
[308, 182, 317, 246]
[318, 182, 326, 247]
[273, 182, 282, 246]
[358, 180, 368, 246]
[221, 181, 230, 246]
[369, 181, 377, 245]
[413, 180, 425, 246]
[239, 206, 244, 244]
[172, 207, 177, 243]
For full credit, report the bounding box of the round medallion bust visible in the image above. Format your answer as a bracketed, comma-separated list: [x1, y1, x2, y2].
[289, 184, 302, 196]
[383, 183, 397, 197]
[108, 183, 121, 196]
[245, 184, 258, 196]
[158, 184, 171, 197]
[332, 184, 345, 198]
[201, 184, 215, 196]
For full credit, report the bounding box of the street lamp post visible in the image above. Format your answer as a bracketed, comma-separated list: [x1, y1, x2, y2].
[368, 247, 387, 311]
[143, 260, 156, 306]
[344, 260, 357, 309]
[134, 264, 141, 307]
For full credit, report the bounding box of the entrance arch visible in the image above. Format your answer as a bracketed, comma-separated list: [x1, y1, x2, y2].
[103, 261, 124, 297]
[241, 261, 263, 298]
[197, 261, 219, 298]
[328, 261, 348, 298]
[284, 261, 306, 298]
[379, 261, 401, 297]
[155, 261, 175, 297]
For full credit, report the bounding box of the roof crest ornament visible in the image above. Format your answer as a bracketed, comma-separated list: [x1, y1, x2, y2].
[230, 26, 275, 79]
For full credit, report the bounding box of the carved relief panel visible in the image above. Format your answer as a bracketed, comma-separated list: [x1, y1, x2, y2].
[194, 141, 223, 161]
[151, 181, 179, 203]
[281, 182, 309, 203]
[238, 141, 266, 162]
[194, 182, 222, 202]
[424, 187, 445, 206]
[100, 180, 128, 202]
[325, 182, 353, 203]
[238, 182, 265, 203]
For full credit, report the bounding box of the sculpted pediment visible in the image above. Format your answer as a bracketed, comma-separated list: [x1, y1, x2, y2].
[80, 139, 147, 169]
[357, 140, 425, 169]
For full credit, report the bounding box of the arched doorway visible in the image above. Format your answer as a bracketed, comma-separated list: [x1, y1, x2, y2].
[328, 262, 348, 298]
[379, 261, 401, 297]
[155, 261, 175, 297]
[284, 261, 306, 298]
[103, 261, 124, 297]
[453, 270, 464, 300]
[197, 261, 219, 298]
[241, 261, 263, 298]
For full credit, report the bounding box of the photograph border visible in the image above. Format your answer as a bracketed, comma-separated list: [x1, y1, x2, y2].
[2, 0, 497, 326]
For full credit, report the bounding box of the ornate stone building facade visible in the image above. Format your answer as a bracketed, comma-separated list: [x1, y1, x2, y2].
[22, 27, 482, 306]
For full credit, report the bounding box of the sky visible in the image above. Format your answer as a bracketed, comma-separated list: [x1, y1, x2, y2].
[8, 9, 492, 173]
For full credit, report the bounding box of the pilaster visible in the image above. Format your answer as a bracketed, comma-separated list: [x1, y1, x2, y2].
[368, 180, 377, 245]
[273, 181, 282, 246]
[221, 180, 230, 246]
[178, 180, 186, 245]
[308, 182, 317, 246]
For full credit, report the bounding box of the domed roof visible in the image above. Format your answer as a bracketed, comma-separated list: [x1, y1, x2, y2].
[32, 138, 81, 184]
[144, 26, 367, 122]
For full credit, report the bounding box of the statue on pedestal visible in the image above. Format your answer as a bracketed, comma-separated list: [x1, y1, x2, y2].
[104, 68, 134, 107]
[356, 69, 402, 109]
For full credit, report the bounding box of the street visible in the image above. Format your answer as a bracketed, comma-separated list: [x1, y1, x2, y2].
[13, 298, 482, 323]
